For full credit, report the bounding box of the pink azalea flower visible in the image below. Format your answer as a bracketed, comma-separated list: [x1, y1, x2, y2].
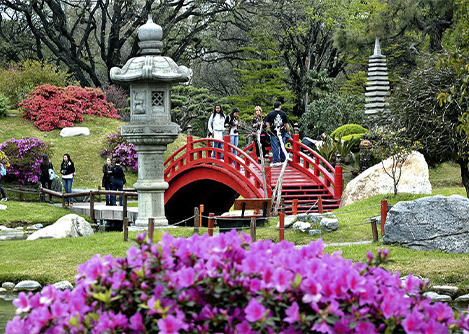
[244, 298, 266, 322]
[283, 302, 300, 324]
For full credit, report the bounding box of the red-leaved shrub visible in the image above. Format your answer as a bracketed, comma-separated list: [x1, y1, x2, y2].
[20, 85, 121, 131]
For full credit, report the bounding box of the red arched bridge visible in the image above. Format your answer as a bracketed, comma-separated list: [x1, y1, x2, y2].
[164, 132, 343, 224]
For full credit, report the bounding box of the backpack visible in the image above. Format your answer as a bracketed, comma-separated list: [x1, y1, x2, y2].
[0, 163, 6, 177]
[48, 168, 56, 180]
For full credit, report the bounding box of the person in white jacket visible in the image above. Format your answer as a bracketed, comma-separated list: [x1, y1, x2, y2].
[208, 104, 226, 158]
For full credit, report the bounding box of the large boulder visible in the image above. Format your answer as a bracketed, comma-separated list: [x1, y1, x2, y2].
[383, 195, 469, 253]
[341, 151, 431, 206]
[27, 214, 94, 240]
[60, 127, 90, 137]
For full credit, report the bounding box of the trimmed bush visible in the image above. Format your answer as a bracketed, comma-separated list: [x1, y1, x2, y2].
[100, 130, 138, 171]
[331, 124, 368, 139]
[20, 85, 121, 131]
[0, 137, 52, 184]
[0, 93, 10, 118]
[0, 60, 73, 107]
[6, 232, 469, 333]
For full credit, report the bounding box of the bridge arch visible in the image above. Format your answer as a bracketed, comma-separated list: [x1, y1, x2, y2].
[164, 133, 343, 223]
[165, 166, 262, 224]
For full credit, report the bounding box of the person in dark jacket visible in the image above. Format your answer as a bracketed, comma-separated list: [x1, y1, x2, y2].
[40, 154, 55, 204]
[252, 105, 268, 160]
[110, 158, 125, 206]
[60, 153, 75, 207]
[102, 157, 113, 206]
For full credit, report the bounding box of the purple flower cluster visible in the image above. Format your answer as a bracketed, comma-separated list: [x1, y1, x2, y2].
[0, 137, 51, 184]
[7, 232, 469, 333]
[100, 131, 138, 171]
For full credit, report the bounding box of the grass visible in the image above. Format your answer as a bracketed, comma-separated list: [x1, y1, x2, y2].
[0, 112, 188, 199]
[0, 112, 468, 288]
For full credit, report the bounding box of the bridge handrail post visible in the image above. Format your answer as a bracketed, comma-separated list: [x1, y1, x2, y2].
[186, 125, 193, 163]
[194, 207, 200, 234]
[334, 165, 343, 198]
[292, 123, 300, 164]
[224, 124, 230, 162]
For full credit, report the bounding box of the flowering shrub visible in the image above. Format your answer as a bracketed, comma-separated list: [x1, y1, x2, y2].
[0, 137, 51, 184]
[20, 84, 121, 131]
[100, 130, 138, 171]
[6, 232, 469, 333]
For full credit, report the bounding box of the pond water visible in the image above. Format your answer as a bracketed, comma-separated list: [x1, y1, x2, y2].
[0, 298, 16, 334]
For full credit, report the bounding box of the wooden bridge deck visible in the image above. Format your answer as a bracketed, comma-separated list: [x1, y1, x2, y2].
[62, 202, 139, 223]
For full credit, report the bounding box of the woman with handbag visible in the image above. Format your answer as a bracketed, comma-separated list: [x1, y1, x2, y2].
[39, 154, 55, 204]
[60, 153, 75, 207]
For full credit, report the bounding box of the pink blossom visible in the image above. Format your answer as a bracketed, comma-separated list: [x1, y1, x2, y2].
[244, 298, 266, 322]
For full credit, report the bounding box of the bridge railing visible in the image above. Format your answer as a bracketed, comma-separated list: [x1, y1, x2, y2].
[164, 134, 270, 198]
[243, 134, 343, 199]
[288, 134, 343, 199]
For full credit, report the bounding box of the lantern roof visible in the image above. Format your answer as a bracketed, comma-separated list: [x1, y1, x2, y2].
[110, 15, 190, 83]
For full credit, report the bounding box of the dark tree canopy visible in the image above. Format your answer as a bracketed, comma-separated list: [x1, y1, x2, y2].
[0, 0, 254, 87]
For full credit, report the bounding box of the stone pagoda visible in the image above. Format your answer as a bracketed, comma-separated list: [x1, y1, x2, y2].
[365, 38, 390, 116]
[110, 16, 190, 227]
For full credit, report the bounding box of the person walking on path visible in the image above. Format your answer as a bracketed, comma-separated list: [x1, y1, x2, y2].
[252, 105, 268, 161]
[225, 107, 240, 155]
[207, 104, 226, 159]
[39, 154, 55, 204]
[0, 162, 7, 201]
[60, 153, 75, 207]
[265, 101, 291, 166]
[102, 157, 113, 206]
[110, 158, 126, 206]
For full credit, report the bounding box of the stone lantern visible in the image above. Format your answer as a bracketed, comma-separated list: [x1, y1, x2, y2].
[110, 15, 190, 227]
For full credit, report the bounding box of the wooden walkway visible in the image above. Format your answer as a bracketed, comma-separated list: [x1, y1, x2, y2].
[63, 202, 139, 223]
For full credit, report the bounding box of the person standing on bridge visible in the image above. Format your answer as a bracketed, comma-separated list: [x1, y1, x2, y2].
[60, 153, 75, 207]
[102, 157, 113, 206]
[252, 105, 268, 161]
[225, 107, 240, 155]
[208, 104, 226, 159]
[110, 158, 126, 206]
[39, 154, 55, 204]
[266, 101, 291, 167]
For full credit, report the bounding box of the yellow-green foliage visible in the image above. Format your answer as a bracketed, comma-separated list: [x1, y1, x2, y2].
[0, 60, 74, 107]
[331, 124, 367, 138]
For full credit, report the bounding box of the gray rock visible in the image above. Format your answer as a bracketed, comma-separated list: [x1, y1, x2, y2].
[297, 213, 308, 222]
[53, 281, 73, 291]
[308, 213, 322, 223]
[0, 288, 7, 295]
[341, 151, 431, 206]
[14, 280, 42, 292]
[27, 214, 94, 240]
[292, 221, 311, 233]
[383, 195, 469, 253]
[423, 291, 452, 302]
[320, 218, 339, 231]
[308, 229, 322, 236]
[431, 285, 458, 297]
[455, 294, 469, 302]
[27, 224, 44, 231]
[277, 215, 297, 228]
[2, 282, 14, 290]
[60, 127, 90, 137]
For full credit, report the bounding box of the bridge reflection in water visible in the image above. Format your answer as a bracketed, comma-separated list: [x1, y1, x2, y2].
[164, 132, 343, 225]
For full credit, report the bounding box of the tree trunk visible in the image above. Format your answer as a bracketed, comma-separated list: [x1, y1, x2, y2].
[458, 158, 469, 198]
